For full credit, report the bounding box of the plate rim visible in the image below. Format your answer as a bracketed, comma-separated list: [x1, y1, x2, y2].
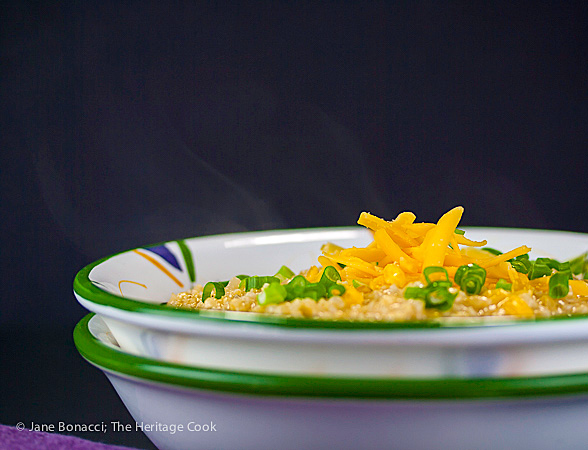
[73, 226, 588, 331]
[75, 313, 588, 400]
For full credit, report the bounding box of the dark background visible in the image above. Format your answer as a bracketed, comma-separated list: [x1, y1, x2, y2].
[1, 1, 586, 448]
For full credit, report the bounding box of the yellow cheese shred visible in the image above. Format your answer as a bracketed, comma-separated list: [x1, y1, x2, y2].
[318, 206, 545, 300]
[476, 246, 532, 268]
[421, 206, 464, 269]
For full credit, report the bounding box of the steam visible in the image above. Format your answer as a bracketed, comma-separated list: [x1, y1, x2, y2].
[34, 75, 390, 258]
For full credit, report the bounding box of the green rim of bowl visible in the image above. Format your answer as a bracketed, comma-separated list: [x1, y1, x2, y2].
[75, 313, 588, 400]
[73, 228, 588, 330]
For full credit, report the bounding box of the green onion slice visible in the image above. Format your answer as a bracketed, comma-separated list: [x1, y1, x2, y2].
[549, 271, 570, 299]
[240, 276, 280, 291]
[202, 282, 225, 301]
[320, 266, 342, 284]
[317, 266, 345, 297]
[258, 282, 287, 305]
[284, 275, 309, 300]
[404, 278, 456, 311]
[304, 284, 327, 301]
[404, 286, 427, 300]
[425, 285, 457, 311]
[454, 263, 486, 295]
[274, 265, 295, 281]
[327, 284, 345, 296]
[568, 252, 588, 276]
[282, 266, 346, 302]
[528, 262, 552, 280]
[535, 258, 563, 271]
[509, 255, 533, 275]
[496, 279, 512, 291]
[423, 266, 450, 284]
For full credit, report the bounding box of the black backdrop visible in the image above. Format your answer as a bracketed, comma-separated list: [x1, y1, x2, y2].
[1, 1, 587, 448]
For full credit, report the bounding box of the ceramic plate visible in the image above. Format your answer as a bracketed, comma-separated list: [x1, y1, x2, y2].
[74, 227, 588, 377]
[75, 314, 588, 450]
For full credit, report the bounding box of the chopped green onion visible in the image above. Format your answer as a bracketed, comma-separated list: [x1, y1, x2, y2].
[404, 286, 427, 300]
[202, 281, 225, 301]
[423, 266, 450, 284]
[317, 266, 345, 297]
[495, 279, 512, 291]
[454, 264, 486, 295]
[243, 266, 346, 305]
[425, 283, 457, 310]
[535, 257, 563, 271]
[240, 276, 280, 290]
[303, 284, 327, 300]
[327, 284, 345, 296]
[284, 275, 309, 300]
[509, 255, 533, 275]
[258, 282, 287, 305]
[549, 271, 570, 299]
[568, 252, 588, 276]
[528, 262, 552, 280]
[274, 265, 295, 281]
[482, 247, 503, 256]
[509, 255, 575, 282]
[320, 266, 342, 284]
[404, 278, 456, 311]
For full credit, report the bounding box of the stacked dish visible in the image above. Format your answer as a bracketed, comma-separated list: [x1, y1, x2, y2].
[73, 225, 588, 449]
[75, 313, 588, 450]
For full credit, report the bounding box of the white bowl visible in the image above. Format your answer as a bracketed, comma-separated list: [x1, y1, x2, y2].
[76, 314, 588, 450]
[73, 227, 588, 377]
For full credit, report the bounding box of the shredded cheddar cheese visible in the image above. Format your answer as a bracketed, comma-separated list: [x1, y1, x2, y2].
[326, 208, 472, 276]
[316, 206, 545, 306]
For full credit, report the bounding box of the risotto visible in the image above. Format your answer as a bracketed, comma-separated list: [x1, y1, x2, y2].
[168, 206, 588, 321]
